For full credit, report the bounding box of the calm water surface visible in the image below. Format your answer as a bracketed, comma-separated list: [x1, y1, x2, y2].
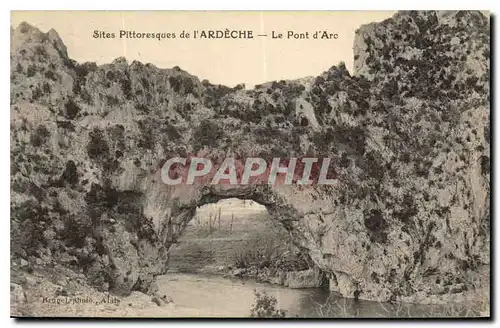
[157, 272, 446, 318]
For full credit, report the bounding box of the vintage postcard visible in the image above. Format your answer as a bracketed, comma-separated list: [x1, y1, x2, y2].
[10, 10, 490, 318]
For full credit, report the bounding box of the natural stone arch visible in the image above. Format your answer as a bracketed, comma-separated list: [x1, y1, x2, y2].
[10, 11, 490, 305]
[129, 181, 313, 281]
[103, 172, 338, 297]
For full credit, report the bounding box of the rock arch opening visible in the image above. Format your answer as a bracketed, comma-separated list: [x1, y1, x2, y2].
[167, 196, 325, 289]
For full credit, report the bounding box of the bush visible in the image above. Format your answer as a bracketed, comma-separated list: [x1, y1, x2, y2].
[87, 129, 109, 159]
[31, 86, 43, 101]
[11, 200, 49, 257]
[192, 120, 223, 152]
[60, 160, 79, 186]
[364, 209, 388, 243]
[12, 218, 47, 257]
[73, 62, 97, 95]
[480, 156, 490, 175]
[135, 103, 150, 114]
[169, 76, 181, 93]
[27, 65, 36, 77]
[234, 248, 268, 269]
[30, 125, 50, 147]
[137, 120, 155, 150]
[44, 70, 57, 81]
[165, 123, 181, 141]
[120, 77, 133, 99]
[249, 290, 287, 318]
[233, 232, 310, 272]
[63, 99, 81, 120]
[61, 216, 92, 248]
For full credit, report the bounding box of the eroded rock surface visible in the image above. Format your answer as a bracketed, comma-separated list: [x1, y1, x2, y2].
[10, 11, 490, 303]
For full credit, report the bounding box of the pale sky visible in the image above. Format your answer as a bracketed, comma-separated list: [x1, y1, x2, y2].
[11, 11, 395, 87]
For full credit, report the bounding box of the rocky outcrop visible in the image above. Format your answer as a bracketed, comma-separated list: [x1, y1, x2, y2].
[225, 266, 325, 289]
[10, 11, 490, 303]
[284, 268, 325, 288]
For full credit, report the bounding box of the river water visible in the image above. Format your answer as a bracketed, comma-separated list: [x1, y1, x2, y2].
[156, 272, 447, 318]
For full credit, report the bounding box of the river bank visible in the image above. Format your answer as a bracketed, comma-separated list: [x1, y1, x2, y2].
[11, 262, 489, 318]
[11, 263, 222, 318]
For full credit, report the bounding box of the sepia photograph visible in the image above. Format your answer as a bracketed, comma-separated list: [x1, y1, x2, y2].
[9, 10, 490, 318]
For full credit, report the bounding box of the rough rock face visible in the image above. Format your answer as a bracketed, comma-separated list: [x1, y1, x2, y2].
[11, 11, 490, 302]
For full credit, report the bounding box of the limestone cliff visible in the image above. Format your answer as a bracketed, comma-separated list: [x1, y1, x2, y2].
[10, 10, 490, 303]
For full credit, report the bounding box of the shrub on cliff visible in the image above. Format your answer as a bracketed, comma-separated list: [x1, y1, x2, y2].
[60, 160, 79, 186]
[168, 75, 196, 95]
[137, 120, 156, 150]
[11, 200, 49, 257]
[11, 218, 47, 258]
[364, 209, 388, 244]
[87, 128, 109, 160]
[120, 75, 133, 100]
[192, 120, 223, 152]
[30, 125, 50, 147]
[73, 62, 98, 96]
[61, 215, 93, 248]
[164, 123, 181, 141]
[63, 99, 81, 120]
